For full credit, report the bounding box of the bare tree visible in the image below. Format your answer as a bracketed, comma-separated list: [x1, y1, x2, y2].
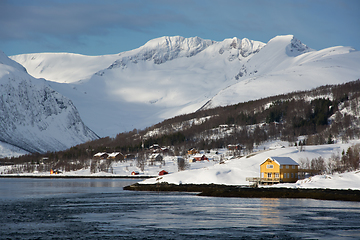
[136, 154, 146, 172]
[177, 157, 189, 172]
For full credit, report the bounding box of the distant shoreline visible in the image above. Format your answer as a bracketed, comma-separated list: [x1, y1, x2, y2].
[124, 183, 360, 202]
[0, 175, 155, 179]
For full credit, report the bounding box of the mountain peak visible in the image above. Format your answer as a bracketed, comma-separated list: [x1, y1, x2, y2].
[0, 50, 27, 73]
[218, 37, 265, 58]
[141, 36, 214, 63]
[268, 34, 295, 43]
[143, 36, 211, 49]
[107, 36, 214, 68]
[287, 36, 311, 56]
[268, 35, 312, 56]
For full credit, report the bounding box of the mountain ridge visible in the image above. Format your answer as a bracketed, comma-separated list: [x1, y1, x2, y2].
[9, 35, 360, 138]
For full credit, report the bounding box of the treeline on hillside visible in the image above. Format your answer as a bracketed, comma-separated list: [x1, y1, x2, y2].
[300, 144, 360, 174]
[1, 80, 360, 168]
[146, 79, 360, 150]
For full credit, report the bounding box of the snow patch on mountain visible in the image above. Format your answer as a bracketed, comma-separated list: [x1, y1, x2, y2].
[10, 52, 120, 83]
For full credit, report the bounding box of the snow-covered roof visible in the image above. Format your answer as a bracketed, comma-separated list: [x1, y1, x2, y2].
[108, 152, 123, 157]
[150, 153, 162, 158]
[93, 152, 107, 157]
[261, 156, 299, 166]
[149, 144, 160, 148]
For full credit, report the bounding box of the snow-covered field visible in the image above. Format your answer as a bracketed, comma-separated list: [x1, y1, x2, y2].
[140, 139, 360, 190]
[2, 139, 360, 190]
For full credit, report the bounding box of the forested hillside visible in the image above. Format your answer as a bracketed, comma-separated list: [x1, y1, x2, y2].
[2, 80, 360, 173]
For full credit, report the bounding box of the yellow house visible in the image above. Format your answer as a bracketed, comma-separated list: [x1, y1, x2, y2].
[260, 157, 299, 184]
[187, 148, 198, 155]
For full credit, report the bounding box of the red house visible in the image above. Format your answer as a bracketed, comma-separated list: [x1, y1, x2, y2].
[193, 154, 209, 162]
[158, 170, 168, 176]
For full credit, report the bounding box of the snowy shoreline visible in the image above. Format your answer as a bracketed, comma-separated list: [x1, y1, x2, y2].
[2, 140, 360, 191]
[0, 174, 154, 179]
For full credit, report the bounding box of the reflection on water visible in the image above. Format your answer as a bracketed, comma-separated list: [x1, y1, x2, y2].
[0, 178, 360, 239]
[0, 178, 140, 199]
[260, 198, 283, 225]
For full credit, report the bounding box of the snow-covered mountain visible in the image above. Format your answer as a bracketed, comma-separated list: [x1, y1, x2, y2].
[0, 51, 99, 154]
[11, 35, 360, 137]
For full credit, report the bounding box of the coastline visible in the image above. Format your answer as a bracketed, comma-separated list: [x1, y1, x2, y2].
[0, 174, 155, 179]
[124, 183, 360, 202]
[2, 175, 359, 201]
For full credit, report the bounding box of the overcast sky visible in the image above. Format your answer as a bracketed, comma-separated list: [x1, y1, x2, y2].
[1, 0, 359, 56]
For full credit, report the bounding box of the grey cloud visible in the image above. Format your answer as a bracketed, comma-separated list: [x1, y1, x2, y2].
[0, 0, 190, 41]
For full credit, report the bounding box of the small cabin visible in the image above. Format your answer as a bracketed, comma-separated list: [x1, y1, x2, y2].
[160, 147, 169, 153]
[227, 144, 242, 151]
[260, 157, 299, 184]
[159, 170, 168, 176]
[93, 152, 109, 160]
[107, 152, 124, 160]
[148, 153, 163, 164]
[149, 144, 161, 153]
[39, 157, 49, 164]
[187, 148, 198, 155]
[50, 169, 62, 174]
[190, 154, 209, 162]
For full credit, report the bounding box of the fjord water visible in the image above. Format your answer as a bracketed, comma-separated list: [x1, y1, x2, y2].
[1, 178, 359, 239]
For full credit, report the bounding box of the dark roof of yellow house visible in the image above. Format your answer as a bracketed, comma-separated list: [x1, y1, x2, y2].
[261, 156, 299, 166]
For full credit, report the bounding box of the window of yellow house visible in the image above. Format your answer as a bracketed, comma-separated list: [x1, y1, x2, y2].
[266, 165, 273, 169]
[267, 173, 272, 178]
[275, 173, 279, 178]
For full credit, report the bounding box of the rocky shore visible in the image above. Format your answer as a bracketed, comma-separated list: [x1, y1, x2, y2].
[124, 183, 360, 202]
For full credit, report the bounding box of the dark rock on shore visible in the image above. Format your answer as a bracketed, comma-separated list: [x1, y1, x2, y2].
[124, 183, 360, 202]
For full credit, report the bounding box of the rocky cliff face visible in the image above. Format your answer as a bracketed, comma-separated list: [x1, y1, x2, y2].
[99, 36, 265, 71]
[0, 51, 99, 153]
